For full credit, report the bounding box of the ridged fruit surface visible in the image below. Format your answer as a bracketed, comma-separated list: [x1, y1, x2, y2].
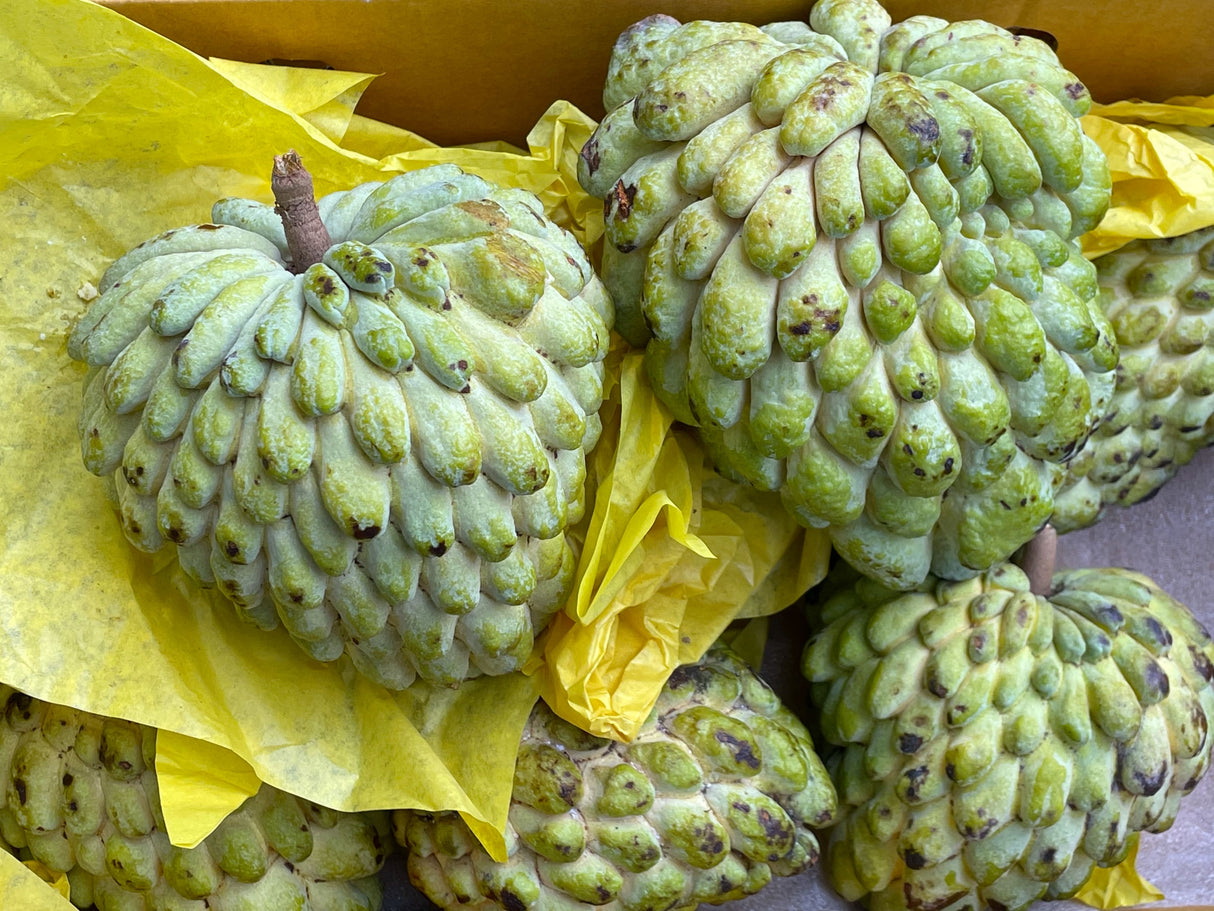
[0, 687, 389, 910]
[1054, 226, 1214, 531]
[578, 0, 1117, 589]
[395, 647, 838, 910]
[801, 562, 1214, 911]
[69, 164, 612, 688]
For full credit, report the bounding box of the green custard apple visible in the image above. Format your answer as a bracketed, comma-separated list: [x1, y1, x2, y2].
[69, 159, 612, 689]
[0, 686, 389, 910]
[1054, 226, 1214, 531]
[802, 561, 1214, 911]
[396, 646, 838, 910]
[578, 0, 1117, 589]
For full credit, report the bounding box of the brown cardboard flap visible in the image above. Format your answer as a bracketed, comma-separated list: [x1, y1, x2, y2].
[97, 0, 1214, 146]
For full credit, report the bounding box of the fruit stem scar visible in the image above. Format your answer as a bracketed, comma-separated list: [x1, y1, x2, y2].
[272, 150, 332, 274]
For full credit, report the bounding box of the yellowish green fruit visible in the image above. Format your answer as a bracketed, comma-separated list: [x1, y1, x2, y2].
[802, 562, 1214, 911]
[71, 162, 612, 688]
[396, 646, 838, 910]
[0, 687, 389, 910]
[579, 0, 1116, 589]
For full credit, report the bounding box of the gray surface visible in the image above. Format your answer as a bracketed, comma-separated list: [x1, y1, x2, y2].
[384, 445, 1214, 910]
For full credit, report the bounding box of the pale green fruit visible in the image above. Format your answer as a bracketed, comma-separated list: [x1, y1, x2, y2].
[0, 687, 389, 909]
[802, 562, 1214, 911]
[578, 0, 1116, 589]
[1054, 226, 1214, 532]
[395, 647, 838, 910]
[71, 164, 612, 688]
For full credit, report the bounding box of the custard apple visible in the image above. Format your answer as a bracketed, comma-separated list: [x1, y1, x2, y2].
[1054, 226, 1214, 531]
[69, 160, 611, 688]
[0, 687, 389, 910]
[802, 562, 1214, 911]
[578, 0, 1117, 589]
[395, 646, 838, 910]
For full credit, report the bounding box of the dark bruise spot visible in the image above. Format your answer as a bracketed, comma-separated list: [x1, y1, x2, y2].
[1144, 661, 1173, 696]
[971, 631, 986, 651]
[1148, 414, 1165, 430]
[1019, 497, 1027, 507]
[412, 252, 432, 268]
[1146, 617, 1172, 649]
[673, 90, 687, 101]
[715, 730, 761, 769]
[783, 186, 793, 194]
[1066, 82, 1086, 99]
[757, 807, 791, 851]
[351, 522, 381, 541]
[500, 889, 526, 911]
[616, 243, 638, 254]
[612, 180, 636, 221]
[62, 773, 73, 786]
[733, 800, 750, 813]
[290, 590, 305, 604]
[943, 457, 954, 474]
[904, 848, 927, 870]
[989, 900, 1011, 911]
[908, 116, 940, 144]
[224, 540, 240, 558]
[1133, 764, 1168, 796]
[429, 542, 448, 557]
[457, 359, 469, 371]
[902, 766, 928, 801]
[580, 139, 601, 174]
[903, 444, 914, 455]
[935, 90, 951, 100]
[199, 224, 220, 231]
[866, 427, 885, 439]
[1040, 847, 1058, 865]
[319, 275, 336, 295]
[911, 389, 924, 399]
[945, 762, 956, 780]
[375, 260, 392, 273]
[913, 467, 926, 477]
[791, 321, 812, 336]
[442, 299, 453, 311]
[68, 800, 78, 812]
[927, 674, 948, 698]
[1190, 644, 1214, 682]
[999, 500, 1012, 510]
[898, 732, 923, 754]
[12, 778, 26, 805]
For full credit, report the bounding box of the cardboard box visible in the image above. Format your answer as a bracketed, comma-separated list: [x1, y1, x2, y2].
[89, 2, 1214, 909]
[98, 0, 1214, 147]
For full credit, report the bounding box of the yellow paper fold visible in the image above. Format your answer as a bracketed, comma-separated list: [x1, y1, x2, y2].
[1082, 96, 1214, 257]
[532, 352, 832, 742]
[1075, 834, 1165, 909]
[0, 853, 72, 910]
[0, 0, 598, 870]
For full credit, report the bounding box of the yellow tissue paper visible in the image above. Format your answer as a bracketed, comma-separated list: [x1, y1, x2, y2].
[531, 350, 832, 742]
[1075, 834, 1165, 910]
[0, 853, 71, 910]
[1082, 96, 1214, 258]
[0, 0, 607, 873]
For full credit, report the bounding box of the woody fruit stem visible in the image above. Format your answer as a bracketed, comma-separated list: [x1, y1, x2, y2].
[272, 150, 332, 273]
[1021, 524, 1058, 597]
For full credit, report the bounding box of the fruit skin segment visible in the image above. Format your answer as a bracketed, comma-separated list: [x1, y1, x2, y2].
[0, 687, 390, 910]
[579, 0, 1117, 589]
[396, 647, 839, 911]
[801, 562, 1214, 911]
[1054, 226, 1214, 532]
[70, 167, 613, 689]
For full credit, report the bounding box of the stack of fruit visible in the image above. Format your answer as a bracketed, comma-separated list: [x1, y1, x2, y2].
[2, 0, 1211, 909]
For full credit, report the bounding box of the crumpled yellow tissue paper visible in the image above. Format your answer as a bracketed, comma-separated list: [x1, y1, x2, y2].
[0, 852, 71, 910]
[1083, 96, 1214, 257]
[1075, 834, 1165, 910]
[531, 350, 832, 742]
[0, 0, 604, 872]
